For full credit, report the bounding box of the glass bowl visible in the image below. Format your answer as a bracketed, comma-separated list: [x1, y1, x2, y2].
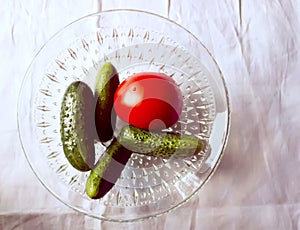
[17, 9, 230, 222]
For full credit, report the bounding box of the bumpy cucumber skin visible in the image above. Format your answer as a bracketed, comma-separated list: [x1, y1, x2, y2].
[60, 81, 95, 171]
[85, 139, 132, 199]
[118, 125, 202, 159]
[95, 62, 120, 143]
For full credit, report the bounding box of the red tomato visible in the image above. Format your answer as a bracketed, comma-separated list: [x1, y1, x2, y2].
[114, 72, 183, 130]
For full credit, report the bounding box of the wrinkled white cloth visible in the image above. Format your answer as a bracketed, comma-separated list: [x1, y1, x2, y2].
[1, 0, 300, 229]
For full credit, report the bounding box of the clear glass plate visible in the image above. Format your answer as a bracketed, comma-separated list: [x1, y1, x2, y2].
[17, 10, 230, 222]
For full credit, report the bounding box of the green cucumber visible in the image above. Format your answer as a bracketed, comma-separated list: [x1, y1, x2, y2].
[85, 139, 132, 199]
[95, 62, 119, 143]
[118, 125, 202, 159]
[60, 81, 95, 171]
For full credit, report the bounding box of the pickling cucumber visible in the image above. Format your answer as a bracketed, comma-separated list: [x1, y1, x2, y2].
[95, 62, 120, 143]
[118, 125, 202, 159]
[60, 81, 95, 171]
[85, 139, 132, 199]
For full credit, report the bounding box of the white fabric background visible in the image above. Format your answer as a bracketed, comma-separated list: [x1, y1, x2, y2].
[1, 0, 300, 229]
